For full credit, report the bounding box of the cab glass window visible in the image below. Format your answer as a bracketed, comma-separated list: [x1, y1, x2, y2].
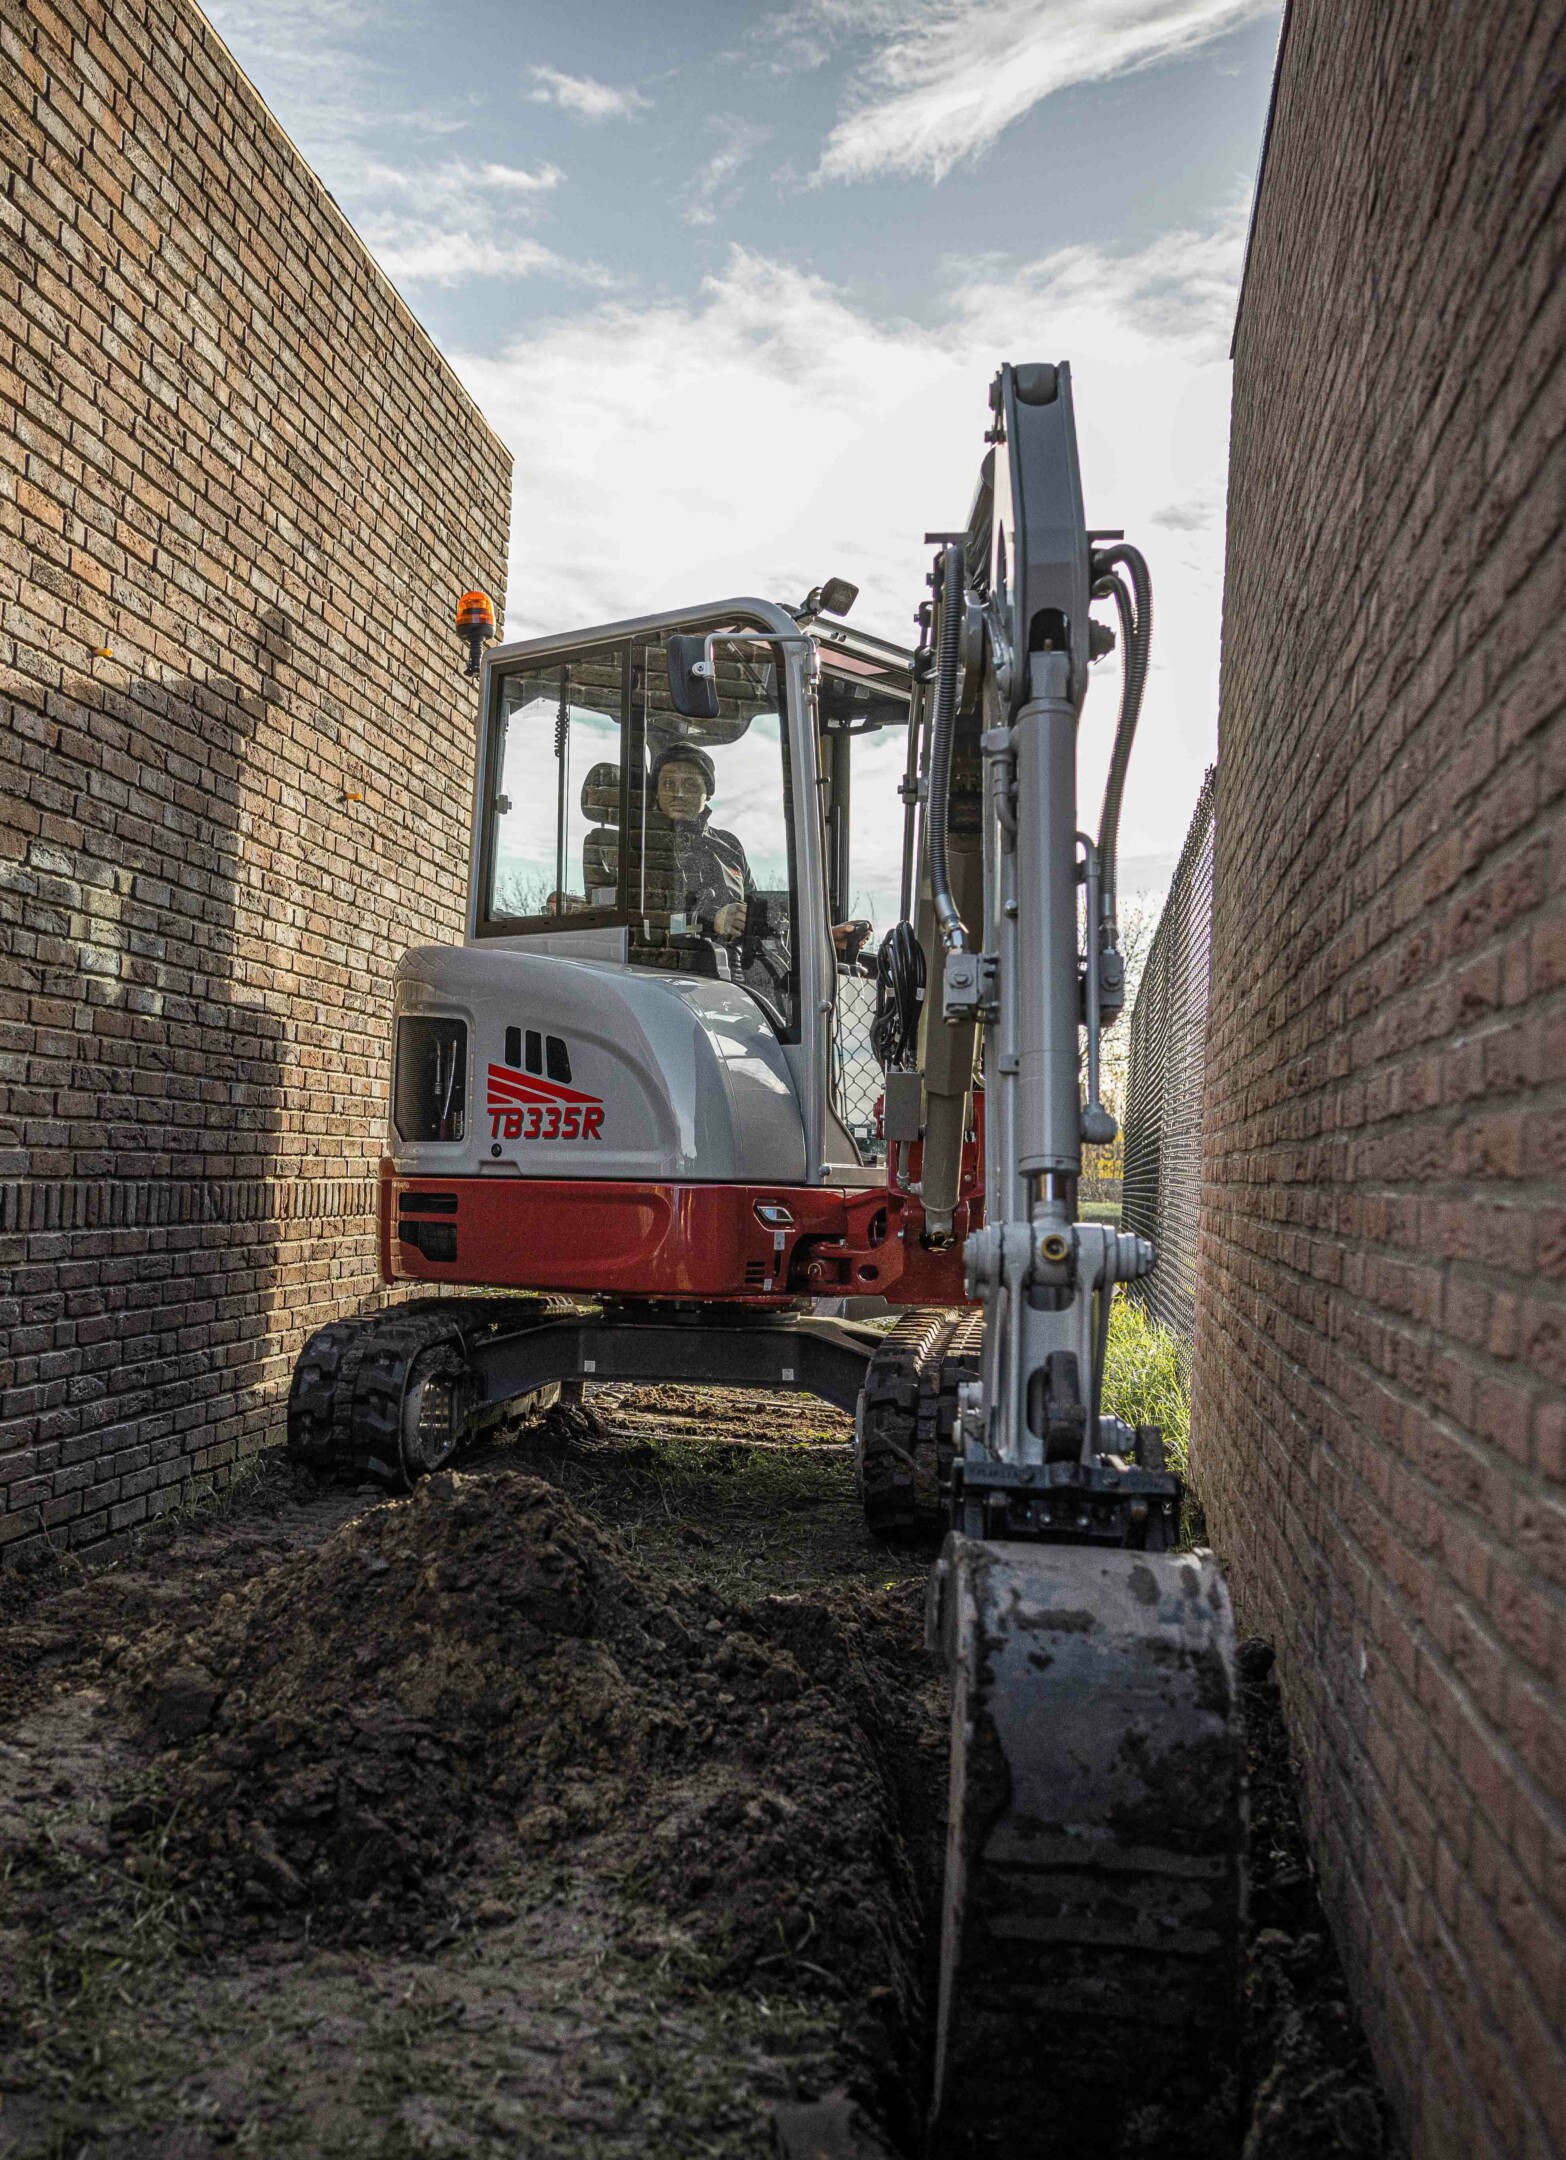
[627, 632, 798, 1039]
[478, 628, 800, 1041]
[819, 648, 913, 1161]
[482, 646, 627, 926]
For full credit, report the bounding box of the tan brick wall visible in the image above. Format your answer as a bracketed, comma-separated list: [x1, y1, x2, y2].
[0, 0, 511, 1561]
[1195, 2, 1566, 2151]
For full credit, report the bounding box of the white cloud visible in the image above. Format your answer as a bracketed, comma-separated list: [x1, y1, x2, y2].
[477, 162, 563, 193]
[684, 124, 771, 227]
[352, 158, 605, 289]
[367, 233, 572, 285]
[527, 65, 651, 119]
[363, 158, 562, 200]
[793, 0, 1276, 182]
[455, 213, 1243, 905]
[1151, 497, 1215, 531]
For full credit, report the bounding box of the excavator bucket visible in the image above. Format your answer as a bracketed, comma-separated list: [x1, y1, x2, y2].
[928, 1535, 1245, 2156]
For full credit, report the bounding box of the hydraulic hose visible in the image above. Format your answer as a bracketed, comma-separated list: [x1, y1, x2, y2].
[871, 919, 926, 1071]
[1091, 542, 1152, 952]
[927, 541, 969, 955]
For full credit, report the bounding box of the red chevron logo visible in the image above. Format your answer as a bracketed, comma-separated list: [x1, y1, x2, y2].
[486, 1063, 604, 1141]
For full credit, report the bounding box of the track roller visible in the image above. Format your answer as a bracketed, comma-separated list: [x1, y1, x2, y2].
[927, 1535, 1245, 2157]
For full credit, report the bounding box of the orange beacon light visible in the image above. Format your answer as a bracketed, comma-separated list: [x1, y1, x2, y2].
[457, 589, 496, 677]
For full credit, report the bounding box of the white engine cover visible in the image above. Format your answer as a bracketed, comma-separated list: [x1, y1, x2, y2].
[392, 945, 807, 1184]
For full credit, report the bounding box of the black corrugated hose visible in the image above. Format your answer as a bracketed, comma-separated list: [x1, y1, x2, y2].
[1092, 542, 1152, 952]
[872, 919, 926, 1072]
[927, 541, 969, 954]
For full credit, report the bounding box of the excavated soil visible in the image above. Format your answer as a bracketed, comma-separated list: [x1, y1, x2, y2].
[1238, 1639, 1390, 2159]
[0, 1386, 1388, 2159]
[112, 1468, 926, 2014]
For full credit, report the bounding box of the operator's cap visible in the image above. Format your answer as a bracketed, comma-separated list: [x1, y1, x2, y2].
[651, 741, 716, 795]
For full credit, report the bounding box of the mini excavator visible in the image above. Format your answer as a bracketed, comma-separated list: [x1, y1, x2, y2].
[288, 363, 1244, 2155]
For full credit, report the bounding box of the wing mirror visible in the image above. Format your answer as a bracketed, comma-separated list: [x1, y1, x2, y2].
[667, 634, 720, 721]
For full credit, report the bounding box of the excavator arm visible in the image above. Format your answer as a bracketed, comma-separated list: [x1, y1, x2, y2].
[906, 364, 1246, 2155]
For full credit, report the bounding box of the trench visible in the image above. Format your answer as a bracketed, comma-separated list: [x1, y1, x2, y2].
[0, 1389, 1386, 2159]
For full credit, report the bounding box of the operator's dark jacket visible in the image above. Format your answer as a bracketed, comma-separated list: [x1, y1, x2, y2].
[643, 809, 755, 934]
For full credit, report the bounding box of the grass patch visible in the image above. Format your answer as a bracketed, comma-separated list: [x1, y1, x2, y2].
[1101, 1297, 1189, 1474]
[1100, 1297, 1205, 1544]
[2, 1810, 206, 2144]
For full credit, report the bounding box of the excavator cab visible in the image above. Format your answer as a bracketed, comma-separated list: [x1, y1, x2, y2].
[478, 624, 797, 1010]
[470, 606, 912, 1162]
[379, 598, 938, 1311]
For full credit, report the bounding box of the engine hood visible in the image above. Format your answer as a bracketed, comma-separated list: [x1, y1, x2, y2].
[391, 946, 807, 1185]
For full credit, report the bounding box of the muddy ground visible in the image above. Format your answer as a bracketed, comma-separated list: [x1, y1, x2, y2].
[0, 1388, 1389, 2159]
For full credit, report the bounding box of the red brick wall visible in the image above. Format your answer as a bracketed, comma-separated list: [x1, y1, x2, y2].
[0, 0, 511, 1562]
[1196, 3, 1566, 2151]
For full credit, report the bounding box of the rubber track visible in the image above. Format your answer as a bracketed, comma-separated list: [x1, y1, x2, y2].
[286, 1318, 368, 1468]
[286, 1297, 585, 1489]
[856, 1307, 984, 1542]
[345, 1311, 478, 1488]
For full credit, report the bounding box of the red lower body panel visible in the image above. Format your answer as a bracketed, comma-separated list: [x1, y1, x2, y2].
[382, 1164, 975, 1306]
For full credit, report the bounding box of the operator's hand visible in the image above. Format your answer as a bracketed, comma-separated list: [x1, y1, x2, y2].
[715, 899, 748, 939]
[832, 919, 873, 961]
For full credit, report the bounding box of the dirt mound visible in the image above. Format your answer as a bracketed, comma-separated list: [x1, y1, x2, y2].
[114, 1470, 924, 2008]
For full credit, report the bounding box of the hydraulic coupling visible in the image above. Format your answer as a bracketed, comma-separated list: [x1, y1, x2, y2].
[942, 947, 997, 1025]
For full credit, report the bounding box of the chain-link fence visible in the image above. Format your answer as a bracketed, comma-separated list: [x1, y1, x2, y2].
[833, 970, 886, 1162]
[1122, 769, 1216, 1342]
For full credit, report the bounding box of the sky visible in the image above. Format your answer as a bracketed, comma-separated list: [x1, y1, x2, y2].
[203, 0, 1282, 904]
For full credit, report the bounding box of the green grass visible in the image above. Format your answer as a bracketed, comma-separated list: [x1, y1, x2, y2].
[1101, 1296, 1190, 1484]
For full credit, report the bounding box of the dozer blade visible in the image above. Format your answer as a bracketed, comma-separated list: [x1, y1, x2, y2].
[928, 1536, 1245, 2158]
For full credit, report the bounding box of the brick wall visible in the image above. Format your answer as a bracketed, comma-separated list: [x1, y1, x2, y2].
[1195, 3, 1566, 2151]
[0, 0, 511, 1563]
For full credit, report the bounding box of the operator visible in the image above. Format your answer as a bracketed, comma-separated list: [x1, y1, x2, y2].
[647, 741, 754, 941]
[647, 740, 873, 964]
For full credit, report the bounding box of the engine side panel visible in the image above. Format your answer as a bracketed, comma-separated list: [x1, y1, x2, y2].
[388, 1172, 826, 1297]
[392, 944, 807, 1185]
